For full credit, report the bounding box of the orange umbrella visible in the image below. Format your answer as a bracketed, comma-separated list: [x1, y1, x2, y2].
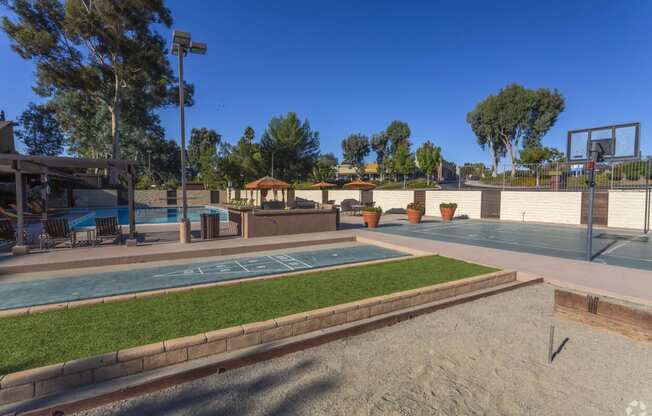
[310, 181, 337, 189]
[244, 176, 290, 190]
[343, 180, 376, 190]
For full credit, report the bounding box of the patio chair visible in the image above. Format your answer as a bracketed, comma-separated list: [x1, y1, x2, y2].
[0, 218, 29, 245]
[95, 216, 123, 244]
[340, 199, 360, 216]
[39, 218, 78, 250]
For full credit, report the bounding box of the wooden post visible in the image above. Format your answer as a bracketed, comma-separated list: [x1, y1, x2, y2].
[127, 166, 136, 240]
[41, 167, 48, 221]
[15, 162, 24, 246]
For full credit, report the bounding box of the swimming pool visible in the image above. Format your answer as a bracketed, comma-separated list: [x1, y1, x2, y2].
[70, 206, 228, 227]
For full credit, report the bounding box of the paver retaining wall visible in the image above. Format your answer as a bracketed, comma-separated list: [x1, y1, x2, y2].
[0, 270, 516, 406]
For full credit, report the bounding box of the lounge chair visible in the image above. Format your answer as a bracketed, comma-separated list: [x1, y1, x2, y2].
[39, 218, 84, 250]
[0, 219, 29, 245]
[0, 206, 40, 220]
[95, 216, 123, 244]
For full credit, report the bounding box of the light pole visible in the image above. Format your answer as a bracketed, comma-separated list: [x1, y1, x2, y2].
[171, 30, 207, 243]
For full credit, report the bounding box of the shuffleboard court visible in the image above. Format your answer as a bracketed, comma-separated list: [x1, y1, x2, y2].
[372, 220, 652, 271]
[0, 244, 406, 311]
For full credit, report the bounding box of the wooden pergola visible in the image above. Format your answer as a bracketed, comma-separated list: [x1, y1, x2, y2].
[0, 153, 137, 253]
[244, 176, 290, 206]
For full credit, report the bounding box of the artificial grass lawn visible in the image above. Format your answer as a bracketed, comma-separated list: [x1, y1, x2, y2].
[0, 255, 496, 374]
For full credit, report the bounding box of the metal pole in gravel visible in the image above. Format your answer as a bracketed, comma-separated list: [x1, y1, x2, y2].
[548, 325, 555, 364]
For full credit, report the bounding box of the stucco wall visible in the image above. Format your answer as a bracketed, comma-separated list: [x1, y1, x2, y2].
[608, 190, 650, 229]
[500, 191, 582, 224]
[373, 190, 414, 212]
[329, 190, 362, 205]
[72, 189, 117, 208]
[425, 191, 482, 219]
[134, 190, 168, 207]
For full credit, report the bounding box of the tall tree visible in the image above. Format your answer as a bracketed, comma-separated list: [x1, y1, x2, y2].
[467, 84, 564, 176]
[311, 153, 338, 182]
[416, 141, 441, 185]
[260, 112, 320, 182]
[341, 134, 370, 177]
[187, 128, 221, 178]
[392, 143, 416, 188]
[2, 0, 191, 182]
[227, 126, 263, 185]
[386, 120, 411, 154]
[467, 98, 505, 176]
[371, 131, 389, 181]
[15, 102, 65, 156]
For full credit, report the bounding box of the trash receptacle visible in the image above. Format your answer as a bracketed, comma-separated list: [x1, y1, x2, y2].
[200, 213, 220, 240]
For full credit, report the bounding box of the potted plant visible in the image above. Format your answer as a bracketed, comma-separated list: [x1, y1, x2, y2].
[406, 202, 425, 224]
[361, 206, 382, 228]
[439, 202, 457, 221]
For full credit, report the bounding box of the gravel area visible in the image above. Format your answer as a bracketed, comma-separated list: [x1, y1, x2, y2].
[77, 284, 652, 416]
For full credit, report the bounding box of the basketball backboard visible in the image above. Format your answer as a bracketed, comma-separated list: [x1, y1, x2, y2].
[566, 122, 640, 162]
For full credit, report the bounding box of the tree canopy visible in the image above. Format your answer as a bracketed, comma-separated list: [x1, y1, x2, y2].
[341, 134, 370, 177]
[2, 0, 191, 182]
[15, 102, 65, 156]
[260, 112, 320, 182]
[386, 120, 411, 154]
[416, 141, 441, 185]
[467, 83, 564, 176]
[311, 153, 338, 182]
[188, 128, 221, 177]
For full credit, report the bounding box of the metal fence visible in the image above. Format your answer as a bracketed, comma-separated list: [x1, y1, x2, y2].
[467, 159, 652, 192]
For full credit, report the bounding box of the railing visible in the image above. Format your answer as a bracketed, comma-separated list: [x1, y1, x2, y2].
[468, 159, 652, 191]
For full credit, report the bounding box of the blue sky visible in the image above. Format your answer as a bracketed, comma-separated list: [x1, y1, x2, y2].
[1, 0, 651, 165]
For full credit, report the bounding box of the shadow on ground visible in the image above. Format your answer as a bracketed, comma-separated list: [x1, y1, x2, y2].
[103, 358, 338, 416]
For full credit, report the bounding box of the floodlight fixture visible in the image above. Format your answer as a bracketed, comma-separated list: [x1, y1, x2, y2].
[172, 30, 191, 47]
[189, 41, 207, 55]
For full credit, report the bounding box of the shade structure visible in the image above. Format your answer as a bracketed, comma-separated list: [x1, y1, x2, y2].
[343, 180, 376, 190]
[244, 176, 290, 190]
[310, 181, 337, 189]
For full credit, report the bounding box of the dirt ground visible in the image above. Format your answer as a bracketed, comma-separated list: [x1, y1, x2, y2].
[77, 284, 652, 416]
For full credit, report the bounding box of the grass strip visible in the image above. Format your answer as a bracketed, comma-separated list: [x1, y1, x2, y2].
[0, 255, 496, 374]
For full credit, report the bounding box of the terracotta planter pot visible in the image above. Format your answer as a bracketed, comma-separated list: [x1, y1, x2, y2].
[440, 206, 457, 221]
[362, 211, 381, 228]
[406, 208, 423, 224]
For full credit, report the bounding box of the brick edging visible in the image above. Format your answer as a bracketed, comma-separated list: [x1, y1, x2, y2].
[0, 270, 515, 406]
[554, 288, 652, 342]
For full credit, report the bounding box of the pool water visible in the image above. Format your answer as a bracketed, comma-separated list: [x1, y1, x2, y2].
[70, 206, 228, 227]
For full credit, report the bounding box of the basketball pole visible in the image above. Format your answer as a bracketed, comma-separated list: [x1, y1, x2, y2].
[585, 159, 596, 261]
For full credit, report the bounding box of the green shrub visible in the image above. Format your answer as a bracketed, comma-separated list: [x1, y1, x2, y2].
[361, 206, 382, 214]
[439, 202, 457, 209]
[407, 202, 425, 213]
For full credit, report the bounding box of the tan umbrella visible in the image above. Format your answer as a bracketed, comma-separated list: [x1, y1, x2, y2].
[310, 181, 337, 189]
[343, 179, 376, 190]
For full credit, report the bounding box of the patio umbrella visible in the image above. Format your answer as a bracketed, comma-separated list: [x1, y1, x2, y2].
[310, 181, 337, 189]
[343, 180, 376, 190]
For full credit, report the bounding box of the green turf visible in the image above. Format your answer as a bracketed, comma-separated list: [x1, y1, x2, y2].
[0, 255, 496, 374]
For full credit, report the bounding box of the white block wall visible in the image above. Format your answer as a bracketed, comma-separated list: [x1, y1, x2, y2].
[329, 190, 362, 205]
[608, 190, 650, 229]
[425, 191, 482, 219]
[294, 190, 322, 203]
[373, 191, 414, 212]
[500, 191, 582, 225]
